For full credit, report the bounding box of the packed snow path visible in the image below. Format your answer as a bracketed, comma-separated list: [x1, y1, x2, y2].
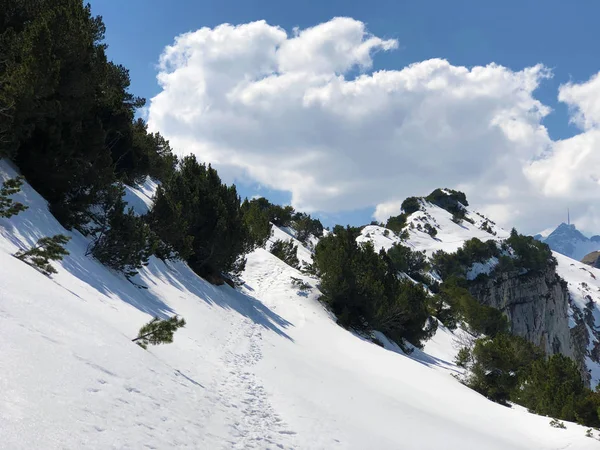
[1, 160, 599, 449]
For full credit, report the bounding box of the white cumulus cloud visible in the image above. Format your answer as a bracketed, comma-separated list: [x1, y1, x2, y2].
[148, 17, 600, 235]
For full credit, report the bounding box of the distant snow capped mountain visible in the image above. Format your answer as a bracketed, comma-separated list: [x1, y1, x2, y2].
[538, 223, 600, 261]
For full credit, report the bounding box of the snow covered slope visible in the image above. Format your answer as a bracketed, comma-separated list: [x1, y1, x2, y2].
[554, 253, 600, 386]
[364, 200, 600, 388]
[1, 162, 598, 449]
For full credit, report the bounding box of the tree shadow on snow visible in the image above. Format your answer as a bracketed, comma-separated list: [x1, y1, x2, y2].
[143, 258, 294, 342]
[2, 205, 176, 319]
[368, 331, 461, 374]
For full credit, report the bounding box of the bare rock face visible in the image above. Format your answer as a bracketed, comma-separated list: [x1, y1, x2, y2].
[469, 267, 590, 385]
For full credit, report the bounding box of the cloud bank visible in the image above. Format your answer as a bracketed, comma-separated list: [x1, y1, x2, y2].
[148, 17, 600, 234]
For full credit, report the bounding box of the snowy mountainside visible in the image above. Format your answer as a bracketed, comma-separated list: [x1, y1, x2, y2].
[554, 253, 600, 386]
[540, 222, 600, 261]
[361, 199, 600, 388]
[359, 199, 508, 255]
[1, 163, 598, 448]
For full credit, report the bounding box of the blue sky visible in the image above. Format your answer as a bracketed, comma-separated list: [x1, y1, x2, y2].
[91, 0, 600, 230]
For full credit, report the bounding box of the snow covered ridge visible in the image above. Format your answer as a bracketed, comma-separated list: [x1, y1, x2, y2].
[360, 197, 600, 388]
[3, 164, 600, 448]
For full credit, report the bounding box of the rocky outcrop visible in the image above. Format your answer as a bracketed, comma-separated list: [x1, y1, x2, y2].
[581, 251, 600, 268]
[469, 267, 590, 385]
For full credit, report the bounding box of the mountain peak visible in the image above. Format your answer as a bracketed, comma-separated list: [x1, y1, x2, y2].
[542, 222, 600, 260]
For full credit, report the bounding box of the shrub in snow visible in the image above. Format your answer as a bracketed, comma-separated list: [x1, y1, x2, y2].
[270, 239, 300, 269]
[550, 419, 566, 429]
[424, 223, 437, 238]
[401, 196, 421, 215]
[290, 276, 311, 292]
[292, 212, 324, 244]
[455, 347, 472, 368]
[133, 316, 186, 349]
[0, 176, 27, 218]
[241, 198, 273, 249]
[148, 155, 254, 280]
[15, 234, 70, 276]
[314, 226, 434, 349]
[88, 184, 155, 278]
[386, 213, 407, 233]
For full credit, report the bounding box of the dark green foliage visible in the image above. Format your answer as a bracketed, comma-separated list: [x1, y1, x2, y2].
[15, 234, 70, 276]
[133, 316, 186, 350]
[462, 334, 600, 426]
[0, 0, 176, 230]
[401, 196, 421, 215]
[386, 213, 407, 233]
[455, 347, 471, 368]
[506, 228, 556, 272]
[426, 188, 468, 220]
[466, 334, 543, 405]
[424, 223, 437, 238]
[149, 155, 251, 279]
[0, 176, 27, 218]
[431, 238, 500, 279]
[123, 119, 177, 184]
[270, 239, 300, 269]
[481, 221, 495, 235]
[290, 276, 311, 291]
[88, 185, 155, 277]
[240, 198, 273, 249]
[516, 354, 600, 426]
[313, 227, 434, 348]
[386, 243, 428, 279]
[435, 279, 508, 337]
[292, 212, 323, 243]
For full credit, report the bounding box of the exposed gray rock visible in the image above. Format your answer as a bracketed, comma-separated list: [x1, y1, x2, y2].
[469, 267, 590, 385]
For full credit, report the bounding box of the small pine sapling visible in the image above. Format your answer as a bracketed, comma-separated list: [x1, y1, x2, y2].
[549, 418, 566, 429]
[0, 176, 28, 218]
[290, 276, 311, 292]
[15, 234, 70, 276]
[133, 316, 186, 349]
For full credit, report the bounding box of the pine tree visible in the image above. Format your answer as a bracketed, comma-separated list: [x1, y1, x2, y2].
[241, 198, 273, 249]
[88, 184, 155, 278]
[270, 239, 300, 269]
[149, 155, 252, 280]
[132, 316, 186, 349]
[0, 176, 27, 218]
[15, 234, 70, 276]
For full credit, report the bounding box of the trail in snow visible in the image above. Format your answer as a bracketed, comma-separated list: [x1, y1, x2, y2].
[2, 161, 600, 449]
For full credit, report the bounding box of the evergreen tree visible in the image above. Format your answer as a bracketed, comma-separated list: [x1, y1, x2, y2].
[0, 176, 27, 218]
[88, 184, 155, 277]
[15, 234, 70, 276]
[133, 316, 186, 349]
[401, 196, 421, 215]
[292, 212, 323, 243]
[516, 354, 600, 425]
[270, 239, 300, 269]
[465, 334, 543, 405]
[241, 198, 273, 249]
[149, 155, 252, 279]
[314, 226, 433, 348]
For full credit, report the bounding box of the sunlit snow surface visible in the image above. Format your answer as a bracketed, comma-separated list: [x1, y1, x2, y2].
[1, 160, 598, 448]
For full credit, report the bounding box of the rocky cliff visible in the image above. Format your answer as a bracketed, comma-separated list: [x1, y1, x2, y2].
[469, 266, 590, 385]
